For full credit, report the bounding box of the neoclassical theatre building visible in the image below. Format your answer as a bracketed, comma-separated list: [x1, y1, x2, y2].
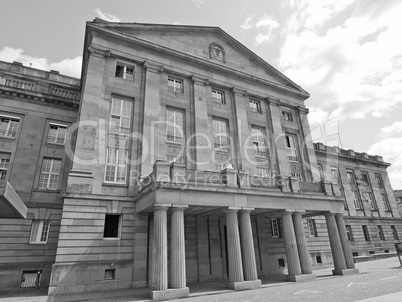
[0, 19, 401, 300]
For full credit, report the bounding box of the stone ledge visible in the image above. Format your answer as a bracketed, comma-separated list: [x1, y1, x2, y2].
[332, 268, 360, 276]
[150, 287, 189, 300]
[286, 273, 316, 282]
[227, 279, 262, 291]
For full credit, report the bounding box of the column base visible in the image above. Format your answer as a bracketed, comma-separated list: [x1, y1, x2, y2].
[150, 287, 189, 300]
[286, 274, 316, 282]
[227, 279, 262, 291]
[332, 268, 359, 276]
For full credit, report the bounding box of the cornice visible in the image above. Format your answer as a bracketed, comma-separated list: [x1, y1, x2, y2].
[88, 45, 111, 58]
[297, 106, 309, 114]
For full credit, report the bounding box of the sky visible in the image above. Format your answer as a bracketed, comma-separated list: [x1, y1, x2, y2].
[0, 0, 401, 189]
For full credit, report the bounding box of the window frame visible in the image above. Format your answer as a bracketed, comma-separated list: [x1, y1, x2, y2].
[211, 89, 225, 104]
[104, 148, 128, 184]
[285, 134, 299, 162]
[353, 190, 362, 210]
[362, 225, 370, 241]
[249, 100, 262, 113]
[115, 63, 134, 81]
[47, 123, 68, 145]
[307, 218, 317, 237]
[38, 158, 62, 190]
[330, 167, 338, 181]
[367, 192, 377, 210]
[346, 170, 356, 183]
[0, 152, 10, 181]
[391, 226, 399, 240]
[375, 174, 384, 188]
[381, 193, 391, 212]
[377, 225, 385, 240]
[361, 172, 370, 186]
[29, 220, 50, 244]
[271, 218, 280, 238]
[0, 115, 20, 138]
[251, 126, 267, 157]
[110, 97, 132, 134]
[281, 108, 293, 121]
[166, 108, 184, 144]
[168, 77, 183, 93]
[212, 118, 229, 151]
[346, 225, 353, 241]
[103, 214, 121, 239]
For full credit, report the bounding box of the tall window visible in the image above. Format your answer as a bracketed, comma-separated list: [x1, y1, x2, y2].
[307, 219, 317, 237]
[367, 192, 377, 210]
[391, 226, 399, 240]
[271, 218, 280, 238]
[105, 148, 128, 184]
[282, 109, 293, 121]
[249, 100, 261, 113]
[353, 191, 362, 209]
[29, 220, 50, 244]
[38, 158, 61, 190]
[375, 174, 383, 188]
[0, 116, 19, 138]
[346, 225, 353, 241]
[0, 152, 10, 180]
[213, 119, 229, 150]
[166, 109, 183, 143]
[330, 168, 338, 181]
[115, 63, 134, 81]
[362, 225, 370, 241]
[212, 89, 225, 104]
[318, 163, 324, 180]
[361, 172, 370, 185]
[168, 78, 183, 93]
[292, 173, 303, 181]
[47, 124, 67, 144]
[251, 127, 266, 157]
[346, 170, 355, 183]
[103, 214, 121, 238]
[381, 193, 391, 211]
[285, 135, 298, 162]
[110, 98, 131, 134]
[377, 225, 385, 240]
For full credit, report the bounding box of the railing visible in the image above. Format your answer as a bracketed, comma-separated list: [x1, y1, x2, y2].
[4, 78, 36, 91]
[249, 176, 278, 188]
[51, 87, 78, 99]
[299, 181, 324, 193]
[186, 169, 225, 186]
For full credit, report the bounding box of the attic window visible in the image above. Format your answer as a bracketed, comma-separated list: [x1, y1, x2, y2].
[115, 63, 134, 81]
[209, 43, 226, 63]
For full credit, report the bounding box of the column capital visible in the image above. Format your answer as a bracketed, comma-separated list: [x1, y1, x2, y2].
[88, 45, 111, 58]
[297, 106, 309, 115]
[143, 61, 164, 73]
[280, 210, 295, 216]
[324, 212, 336, 217]
[225, 208, 240, 214]
[232, 87, 247, 96]
[267, 98, 281, 107]
[170, 206, 187, 212]
[334, 212, 344, 218]
[191, 75, 209, 86]
[154, 205, 170, 212]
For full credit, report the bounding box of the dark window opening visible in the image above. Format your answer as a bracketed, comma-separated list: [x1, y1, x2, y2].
[384, 250, 389, 253]
[104, 214, 120, 238]
[352, 252, 359, 257]
[104, 269, 116, 280]
[369, 251, 375, 254]
[278, 259, 285, 267]
[316, 256, 322, 264]
[362, 225, 370, 241]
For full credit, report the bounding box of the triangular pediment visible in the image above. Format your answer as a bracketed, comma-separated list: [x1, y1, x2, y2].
[90, 19, 307, 96]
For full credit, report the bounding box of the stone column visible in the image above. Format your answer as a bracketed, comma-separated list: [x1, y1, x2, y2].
[239, 210, 258, 281]
[225, 209, 244, 283]
[292, 212, 313, 274]
[170, 207, 186, 288]
[281, 212, 302, 278]
[325, 213, 347, 274]
[151, 206, 168, 291]
[335, 213, 356, 270]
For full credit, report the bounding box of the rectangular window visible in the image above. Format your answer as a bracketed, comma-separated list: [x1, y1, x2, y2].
[105, 148, 128, 184]
[103, 214, 120, 238]
[0, 152, 10, 180]
[0, 116, 19, 138]
[381, 193, 391, 211]
[346, 225, 353, 241]
[362, 225, 370, 241]
[307, 218, 317, 237]
[330, 168, 338, 181]
[271, 218, 280, 238]
[213, 119, 229, 150]
[251, 127, 266, 157]
[346, 170, 356, 183]
[38, 158, 61, 190]
[20, 270, 42, 288]
[166, 109, 184, 143]
[377, 225, 385, 240]
[353, 191, 362, 209]
[285, 135, 299, 162]
[115, 64, 134, 81]
[249, 100, 261, 113]
[29, 220, 50, 244]
[168, 78, 183, 93]
[375, 174, 383, 188]
[166, 155, 184, 164]
[282, 109, 293, 121]
[110, 98, 132, 134]
[318, 163, 324, 180]
[367, 192, 377, 210]
[292, 173, 303, 181]
[361, 172, 370, 185]
[104, 269, 116, 280]
[47, 123, 67, 144]
[257, 168, 269, 177]
[391, 226, 399, 240]
[212, 89, 225, 104]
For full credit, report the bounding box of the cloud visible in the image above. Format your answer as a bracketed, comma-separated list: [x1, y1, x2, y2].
[278, 1, 402, 121]
[94, 8, 121, 22]
[190, 0, 204, 8]
[380, 121, 402, 138]
[368, 137, 402, 189]
[240, 15, 279, 46]
[0, 46, 82, 78]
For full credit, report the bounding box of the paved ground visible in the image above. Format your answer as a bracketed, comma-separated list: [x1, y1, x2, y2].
[1, 257, 401, 302]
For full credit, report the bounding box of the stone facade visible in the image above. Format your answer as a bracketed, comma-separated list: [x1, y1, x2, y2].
[0, 19, 399, 300]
